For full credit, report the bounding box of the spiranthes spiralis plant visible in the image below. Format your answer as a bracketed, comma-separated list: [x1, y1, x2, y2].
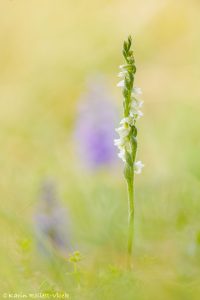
[114, 36, 144, 268]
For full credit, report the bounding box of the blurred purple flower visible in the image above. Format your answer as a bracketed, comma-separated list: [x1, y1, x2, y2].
[75, 77, 118, 168]
[34, 179, 71, 258]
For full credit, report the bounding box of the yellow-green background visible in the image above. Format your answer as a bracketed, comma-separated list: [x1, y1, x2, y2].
[0, 0, 200, 299]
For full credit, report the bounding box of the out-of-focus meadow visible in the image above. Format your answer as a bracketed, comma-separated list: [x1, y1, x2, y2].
[0, 0, 200, 299]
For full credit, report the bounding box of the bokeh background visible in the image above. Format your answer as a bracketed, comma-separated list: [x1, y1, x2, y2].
[0, 0, 200, 299]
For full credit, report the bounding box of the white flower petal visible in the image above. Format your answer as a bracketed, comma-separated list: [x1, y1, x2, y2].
[114, 139, 123, 149]
[115, 126, 130, 138]
[134, 161, 144, 174]
[119, 64, 128, 70]
[114, 138, 121, 146]
[132, 87, 142, 95]
[118, 71, 127, 78]
[114, 137, 130, 151]
[130, 110, 143, 120]
[120, 117, 129, 125]
[137, 110, 144, 118]
[131, 98, 143, 109]
[117, 80, 125, 87]
[119, 65, 124, 70]
[118, 149, 126, 162]
[120, 116, 134, 126]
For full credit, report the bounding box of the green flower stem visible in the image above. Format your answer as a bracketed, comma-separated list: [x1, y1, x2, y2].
[127, 136, 137, 268]
[127, 174, 134, 268]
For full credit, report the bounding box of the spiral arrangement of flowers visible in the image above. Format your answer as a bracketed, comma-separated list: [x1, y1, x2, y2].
[114, 36, 144, 267]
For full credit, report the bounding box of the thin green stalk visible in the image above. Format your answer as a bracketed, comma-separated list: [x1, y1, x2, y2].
[127, 176, 134, 268]
[127, 136, 136, 268]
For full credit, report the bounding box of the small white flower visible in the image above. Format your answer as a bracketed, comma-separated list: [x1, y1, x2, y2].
[114, 137, 130, 151]
[131, 98, 143, 109]
[132, 111, 143, 120]
[130, 109, 143, 120]
[120, 116, 134, 126]
[114, 138, 121, 146]
[119, 64, 124, 70]
[130, 97, 143, 120]
[117, 80, 125, 87]
[119, 64, 128, 70]
[114, 138, 124, 149]
[134, 161, 144, 174]
[132, 87, 142, 95]
[115, 126, 130, 138]
[118, 71, 127, 78]
[118, 149, 126, 162]
[136, 110, 143, 119]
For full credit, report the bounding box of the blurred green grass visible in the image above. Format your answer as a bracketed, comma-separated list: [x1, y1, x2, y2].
[0, 0, 200, 299]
